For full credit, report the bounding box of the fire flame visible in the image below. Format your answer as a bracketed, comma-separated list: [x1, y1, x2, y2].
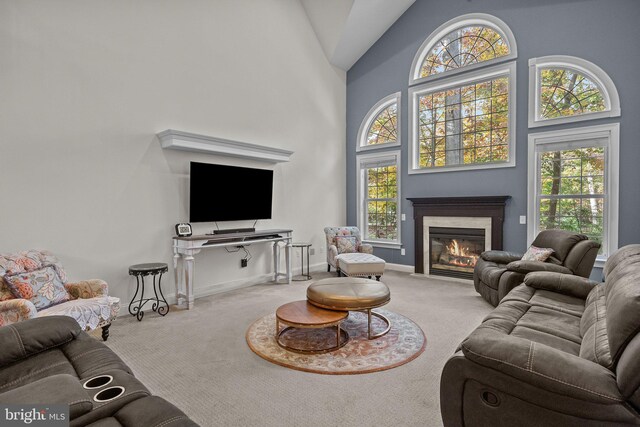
[445, 239, 478, 267]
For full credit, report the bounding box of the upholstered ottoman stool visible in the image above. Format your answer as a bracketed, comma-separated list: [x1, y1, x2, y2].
[336, 253, 385, 280]
[306, 277, 391, 339]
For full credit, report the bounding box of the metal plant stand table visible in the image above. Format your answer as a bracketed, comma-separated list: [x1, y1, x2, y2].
[128, 262, 170, 321]
[291, 242, 312, 281]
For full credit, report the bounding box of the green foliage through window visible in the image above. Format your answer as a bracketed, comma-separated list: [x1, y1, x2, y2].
[420, 26, 509, 78]
[539, 68, 605, 120]
[538, 147, 605, 252]
[367, 104, 398, 146]
[366, 165, 398, 240]
[418, 77, 509, 168]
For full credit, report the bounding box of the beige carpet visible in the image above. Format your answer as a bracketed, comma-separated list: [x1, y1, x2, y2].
[104, 270, 492, 426]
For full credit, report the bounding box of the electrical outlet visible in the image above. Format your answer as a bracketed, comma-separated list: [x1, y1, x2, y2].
[310, 248, 315, 255]
[519, 215, 527, 225]
[401, 248, 406, 256]
[401, 213, 406, 221]
[241, 259, 248, 268]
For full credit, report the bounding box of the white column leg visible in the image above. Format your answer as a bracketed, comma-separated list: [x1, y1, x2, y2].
[173, 253, 184, 307]
[273, 242, 278, 282]
[184, 255, 195, 309]
[285, 242, 292, 283]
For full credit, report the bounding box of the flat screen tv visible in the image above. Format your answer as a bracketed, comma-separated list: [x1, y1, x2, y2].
[189, 162, 273, 223]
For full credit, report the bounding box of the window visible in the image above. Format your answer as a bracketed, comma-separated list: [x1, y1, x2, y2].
[356, 151, 401, 248]
[357, 92, 400, 151]
[409, 14, 517, 174]
[528, 124, 619, 265]
[409, 13, 517, 85]
[528, 56, 621, 128]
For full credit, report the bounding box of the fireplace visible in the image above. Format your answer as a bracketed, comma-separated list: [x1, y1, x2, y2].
[408, 196, 510, 278]
[429, 227, 485, 279]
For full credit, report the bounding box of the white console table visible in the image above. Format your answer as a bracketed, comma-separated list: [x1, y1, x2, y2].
[172, 229, 292, 309]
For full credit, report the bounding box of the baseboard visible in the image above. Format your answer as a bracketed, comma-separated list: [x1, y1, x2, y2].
[385, 263, 415, 273]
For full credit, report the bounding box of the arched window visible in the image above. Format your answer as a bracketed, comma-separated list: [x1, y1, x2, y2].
[357, 92, 401, 151]
[408, 14, 517, 173]
[528, 56, 621, 127]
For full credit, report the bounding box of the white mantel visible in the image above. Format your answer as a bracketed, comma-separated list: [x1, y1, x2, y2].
[157, 129, 294, 163]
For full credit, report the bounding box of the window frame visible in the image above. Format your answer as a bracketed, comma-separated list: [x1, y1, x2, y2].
[527, 123, 619, 267]
[408, 61, 517, 174]
[357, 92, 401, 152]
[408, 13, 518, 87]
[528, 56, 621, 128]
[356, 150, 402, 249]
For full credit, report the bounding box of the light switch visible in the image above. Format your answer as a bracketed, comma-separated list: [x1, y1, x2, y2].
[401, 214, 406, 221]
[401, 248, 406, 256]
[519, 215, 527, 225]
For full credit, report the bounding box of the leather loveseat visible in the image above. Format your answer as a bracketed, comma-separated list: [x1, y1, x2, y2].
[0, 316, 198, 427]
[441, 244, 640, 426]
[473, 229, 600, 306]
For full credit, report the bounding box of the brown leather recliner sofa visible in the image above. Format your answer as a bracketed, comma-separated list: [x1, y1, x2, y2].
[0, 316, 198, 427]
[441, 244, 640, 426]
[474, 229, 600, 306]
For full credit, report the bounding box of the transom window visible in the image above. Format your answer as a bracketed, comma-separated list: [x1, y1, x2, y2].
[356, 151, 401, 247]
[419, 26, 509, 78]
[357, 92, 401, 151]
[539, 68, 605, 119]
[528, 56, 621, 128]
[409, 14, 516, 174]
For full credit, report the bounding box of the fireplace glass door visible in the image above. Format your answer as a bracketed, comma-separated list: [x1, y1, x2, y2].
[429, 227, 485, 279]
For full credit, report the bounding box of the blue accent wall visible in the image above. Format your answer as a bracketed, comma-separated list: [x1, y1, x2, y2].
[347, 0, 640, 272]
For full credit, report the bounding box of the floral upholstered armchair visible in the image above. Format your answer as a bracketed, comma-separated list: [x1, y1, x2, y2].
[0, 250, 120, 340]
[324, 227, 374, 272]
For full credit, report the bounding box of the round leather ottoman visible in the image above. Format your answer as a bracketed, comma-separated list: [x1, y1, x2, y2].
[306, 277, 391, 339]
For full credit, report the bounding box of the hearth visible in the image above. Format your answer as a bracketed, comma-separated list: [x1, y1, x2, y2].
[429, 227, 485, 279]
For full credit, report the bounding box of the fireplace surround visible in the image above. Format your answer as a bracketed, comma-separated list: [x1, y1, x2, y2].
[408, 196, 510, 277]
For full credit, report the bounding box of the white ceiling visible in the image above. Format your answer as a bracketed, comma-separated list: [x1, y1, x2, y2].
[301, 0, 416, 71]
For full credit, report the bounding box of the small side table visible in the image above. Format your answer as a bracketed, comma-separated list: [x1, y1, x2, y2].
[291, 242, 312, 281]
[128, 263, 170, 321]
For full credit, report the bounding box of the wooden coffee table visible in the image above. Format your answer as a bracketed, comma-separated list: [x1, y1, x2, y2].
[275, 300, 349, 354]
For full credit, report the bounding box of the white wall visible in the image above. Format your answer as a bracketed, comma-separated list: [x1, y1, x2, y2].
[0, 0, 346, 307]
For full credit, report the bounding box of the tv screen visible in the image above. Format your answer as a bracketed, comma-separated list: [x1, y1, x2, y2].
[189, 162, 273, 222]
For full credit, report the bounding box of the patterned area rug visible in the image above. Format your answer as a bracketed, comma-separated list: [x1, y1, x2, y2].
[246, 309, 426, 375]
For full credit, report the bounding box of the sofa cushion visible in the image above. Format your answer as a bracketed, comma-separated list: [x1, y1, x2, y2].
[335, 236, 358, 254]
[5, 266, 70, 310]
[531, 229, 587, 263]
[604, 264, 640, 367]
[39, 296, 120, 331]
[0, 373, 93, 419]
[0, 316, 81, 369]
[521, 245, 554, 262]
[579, 285, 612, 369]
[603, 244, 640, 279]
[479, 262, 505, 290]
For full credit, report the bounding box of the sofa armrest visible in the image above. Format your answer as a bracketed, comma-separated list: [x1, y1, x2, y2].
[0, 299, 38, 327]
[65, 279, 108, 299]
[328, 245, 338, 266]
[480, 250, 523, 264]
[359, 243, 373, 254]
[506, 260, 573, 275]
[0, 316, 81, 368]
[460, 326, 622, 404]
[524, 272, 600, 299]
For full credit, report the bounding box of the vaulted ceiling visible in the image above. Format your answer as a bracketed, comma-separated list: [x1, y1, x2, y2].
[300, 0, 416, 70]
